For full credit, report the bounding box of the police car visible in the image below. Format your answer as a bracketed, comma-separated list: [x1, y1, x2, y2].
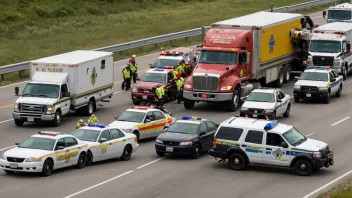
[155, 116, 218, 159]
[0, 131, 88, 176]
[131, 66, 174, 105]
[208, 117, 334, 176]
[240, 88, 291, 120]
[293, 67, 343, 104]
[108, 106, 175, 142]
[72, 124, 139, 165]
[150, 51, 189, 69]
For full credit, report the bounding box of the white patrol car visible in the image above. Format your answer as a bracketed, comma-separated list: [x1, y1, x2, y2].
[208, 117, 334, 176]
[150, 51, 189, 69]
[108, 106, 176, 142]
[293, 67, 343, 104]
[72, 124, 139, 165]
[0, 131, 88, 176]
[240, 88, 291, 120]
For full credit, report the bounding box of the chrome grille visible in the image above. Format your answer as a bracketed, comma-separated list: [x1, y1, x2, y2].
[248, 108, 264, 114]
[313, 56, 334, 66]
[7, 157, 25, 163]
[301, 86, 318, 92]
[163, 141, 180, 146]
[193, 75, 219, 92]
[21, 103, 42, 112]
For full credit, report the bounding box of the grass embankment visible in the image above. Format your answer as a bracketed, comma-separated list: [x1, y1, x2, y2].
[0, 0, 346, 85]
[318, 179, 352, 198]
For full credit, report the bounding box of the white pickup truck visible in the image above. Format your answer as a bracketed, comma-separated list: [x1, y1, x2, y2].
[13, 50, 114, 127]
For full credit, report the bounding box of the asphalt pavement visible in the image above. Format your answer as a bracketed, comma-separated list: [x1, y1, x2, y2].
[0, 11, 348, 198]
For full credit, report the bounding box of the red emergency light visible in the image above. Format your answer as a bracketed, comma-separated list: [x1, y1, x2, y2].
[37, 131, 60, 136]
[164, 66, 174, 69]
[160, 51, 166, 55]
[334, 32, 344, 35]
[314, 30, 322, 33]
[132, 106, 149, 110]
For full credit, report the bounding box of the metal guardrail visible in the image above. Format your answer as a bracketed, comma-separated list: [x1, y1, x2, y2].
[0, 0, 342, 76]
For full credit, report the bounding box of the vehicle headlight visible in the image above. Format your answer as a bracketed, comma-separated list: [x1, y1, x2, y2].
[123, 129, 132, 133]
[26, 157, 42, 162]
[241, 107, 248, 111]
[333, 59, 340, 67]
[265, 109, 274, 113]
[156, 139, 163, 144]
[180, 142, 192, 146]
[0, 154, 6, 160]
[184, 84, 192, 89]
[294, 85, 300, 90]
[46, 106, 55, 114]
[132, 87, 138, 93]
[318, 86, 328, 91]
[313, 152, 321, 158]
[14, 104, 19, 111]
[220, 86, 232, 91]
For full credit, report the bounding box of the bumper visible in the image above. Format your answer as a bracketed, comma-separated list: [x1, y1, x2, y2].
[240, 110, 275, 120]
[208, 149, 227, 159]
[12, 112, 55, 122]
[131, 93, 155, 102]
[0, 159, 43, 173]
[155, 144, 193, 155]
[132, 143, 139, 153]
[293, 90, 328, 100]
[183, 90, 233, 102]
[312, 151, 334, 169]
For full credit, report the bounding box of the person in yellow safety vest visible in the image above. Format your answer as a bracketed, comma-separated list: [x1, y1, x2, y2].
[175, 77, 185, 104]
[172, 69, 178, 79]
[154, 84, 165, 107]
[176, 60, 186, 73]
[129, 54, 139, 83]
[121, 64, 132, 90]
[76, 119, 86, 129]
[88, 114, 99, 124]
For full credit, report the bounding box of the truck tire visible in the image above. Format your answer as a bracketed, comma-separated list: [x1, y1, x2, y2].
[14, 120, 24, 126]
[52, 111, 61, 127]
[85, 100, 95, 116]
[228, 153, 247, 171]
[342, 64, 347, 81]
[323, 91, 330, 104]
[275, 69, 284, 87]
[284, 66, 291, 83]
[227, 89, 240, 112]
[294, 159, 313, 176]
[184, 98, 195, 110]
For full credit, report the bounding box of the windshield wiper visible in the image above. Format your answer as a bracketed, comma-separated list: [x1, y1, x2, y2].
[22, 93, 34, 97]
[36, 94, 49, 98]
[293, 138, 305, 146]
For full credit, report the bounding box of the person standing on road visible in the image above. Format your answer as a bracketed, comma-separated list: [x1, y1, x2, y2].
[122, 63, 132, 90]
[88, 114, 99, 124]
[175, 76, 185, 104]
[76, 119, 86, 129]
[129, 54, 139, 83]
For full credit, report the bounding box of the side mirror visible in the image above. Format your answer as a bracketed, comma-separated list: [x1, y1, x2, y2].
[99, 138, 107, 143]
[215, 124, 219, 128]
[199, 132, 206, 136]
[294, 76, 300, 80]
[15, 142, 19, 145]
[56, 146, 65, 150]
[144, 119, 151, 123]
[15, 87, 19, 96]
[330, 78, 336, 82]
[149, 64, 154, 68]
[347, 43, 351, 52]
[280, 142, 289, 148]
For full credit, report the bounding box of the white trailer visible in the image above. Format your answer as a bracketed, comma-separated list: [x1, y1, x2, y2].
[13, 50, 114, 127]
[307, 22, 352, 80]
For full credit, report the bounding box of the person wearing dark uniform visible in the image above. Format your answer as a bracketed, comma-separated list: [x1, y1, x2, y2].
[169, 77, 178, 101]
[122, 64, 132, 90]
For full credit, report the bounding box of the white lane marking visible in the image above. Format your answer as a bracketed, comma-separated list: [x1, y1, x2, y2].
[306, 132, 316, 137]
[0, 145, 16, 152]
[331, 116, 350, 126]
[112, 91, 121, 94]
[0, 119, 13, 124]
[137, 157, 165, 169]
[63, 170, 133, 198]
[0, 80, 30, 89]
[302, 169, 352, 198]
[311, 16, 322, 19]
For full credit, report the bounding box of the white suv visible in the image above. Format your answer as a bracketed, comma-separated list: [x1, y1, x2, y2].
[208, 117, 334, 176]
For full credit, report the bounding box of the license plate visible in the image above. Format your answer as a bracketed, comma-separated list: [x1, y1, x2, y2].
[10, 163, 18, 169]
[201, 94, 208, 98]
[166, 147, 173, 152]
[253, 114, 257, 118]
[27, 117, 34, 122]
[142, 95, 147, 99]
[306, 93, 311, 97]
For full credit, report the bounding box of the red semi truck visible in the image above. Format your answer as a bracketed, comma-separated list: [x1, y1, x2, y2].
[183, 11, 315, 111]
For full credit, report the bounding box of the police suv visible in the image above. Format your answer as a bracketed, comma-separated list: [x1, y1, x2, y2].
[208, 117, 334, 176]
[240, 88, 291, 120]
[150, 51, 189, 69]
[293, 67, 343, 104]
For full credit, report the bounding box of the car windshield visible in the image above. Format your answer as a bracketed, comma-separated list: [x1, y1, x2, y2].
[310, 40, 341, 53]
[18, 137, 56, 151]
[198, 50, 237, 64]
[72, 129, 101, 142]
[300, 72, 328, 81]
[166, 123, 199, 134]
[282, 127, 306, 146]
[115, 111, 145, 123]
[140, 73, 166, 83]
[22, 83, 60, 98]
[328, 10, 352, 20]
[246, 92, 275, 103]
[154, 58, 180, 67]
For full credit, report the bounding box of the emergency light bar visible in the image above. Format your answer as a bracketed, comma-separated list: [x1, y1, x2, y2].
[182, 116, 202, 120]
[314, 30, 345, 35]
[132, 106, 149, 110]
[155, 66, 174, 69]
[37, 131, 63, 136]
[87, 124, 106, 128]
[264, 120, 278, 130]
[160, 51, 184, 56]
[307, 66, 331, 70]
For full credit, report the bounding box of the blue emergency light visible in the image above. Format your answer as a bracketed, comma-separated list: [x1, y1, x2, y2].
[264, 120, 278, 130]
[182, 116, 202, 120]
[155, 66, 163, 69]
[88, 124, 106, 128]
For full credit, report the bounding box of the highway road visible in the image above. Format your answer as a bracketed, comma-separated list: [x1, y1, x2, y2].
[0, 11, 348, 198]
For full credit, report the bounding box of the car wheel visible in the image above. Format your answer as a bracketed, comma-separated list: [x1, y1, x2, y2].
[86, 151, 93, 166]
[191, 144, 201, 159]
[14, 120, 24, 126]
[76, 152, 86, 169]
[184, 98, 195, 110]
[324, 91, 330, 104]
[41, 159, 53, 177]
[86, 100, 95, 116]
[294, 159, 313, 176]
[228, 153, 247, 171]
[120, 145, 132, 161]
[336, 85, 342, 97]
[342, 66, 347, 81]
[227, 89, 240, 112]
[156, 152, 165, 157]
[52, 111, 61, 127]
[283, 103, 290, 117]
[4, 170, 14, 174]
[133, 131, 140, 143]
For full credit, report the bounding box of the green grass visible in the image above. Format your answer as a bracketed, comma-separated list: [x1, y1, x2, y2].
[0, 0, 347, 85]
[318, 179, 352, 198]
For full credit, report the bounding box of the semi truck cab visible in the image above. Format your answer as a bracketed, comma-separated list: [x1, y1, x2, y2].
[323, 3, 352, 23]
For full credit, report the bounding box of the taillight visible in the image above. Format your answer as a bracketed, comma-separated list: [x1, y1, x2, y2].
[213, 138, 217, 149]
